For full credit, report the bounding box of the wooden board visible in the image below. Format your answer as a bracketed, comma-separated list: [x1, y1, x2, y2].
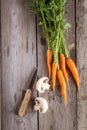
[76, 0, 87, 130]
[37, 0, 77, 130]
[1, 0, 37, 130]
[1, 0, 86, 129]
[0, 20, 1, 130]
[0, 0, 1, 128]
[0, 53, 1, 130]
[0, 44, 1, 130]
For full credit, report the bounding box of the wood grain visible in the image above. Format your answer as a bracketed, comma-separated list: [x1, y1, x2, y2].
[0, 24, 1, 130]
[76, 0, 87, 130]
[37, 0, 77, 130]
[1, 0, 37, 130]
[0, 0, 1, 128]
[0, 58, 1, 130]
[1, 0, 86, 129]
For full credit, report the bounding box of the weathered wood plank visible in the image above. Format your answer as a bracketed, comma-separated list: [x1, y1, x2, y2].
[0, 26, 1, 130]
[1, 0, 37, 130]
[37, 0, 77, 130]
[76, 1, 87, 130]
[0, 58, 1, 130]
[0, 0, 1, 128]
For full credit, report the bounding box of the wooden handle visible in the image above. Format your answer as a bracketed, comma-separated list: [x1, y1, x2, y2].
[18, 89, 31, 117]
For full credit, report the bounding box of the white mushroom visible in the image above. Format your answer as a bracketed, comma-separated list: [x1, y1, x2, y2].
[34, 97, 48, 113]
[36, 77, 50, 93]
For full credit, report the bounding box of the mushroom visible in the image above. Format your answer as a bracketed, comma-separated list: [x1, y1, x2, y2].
[34, 97, 48, 113]
[36, 77, 50, 93]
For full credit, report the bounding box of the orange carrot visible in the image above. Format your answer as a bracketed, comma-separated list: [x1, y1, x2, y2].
[59, 53, 68, 82]
[52, 62, 58, 91]
[47, 49, 52, 78]
[56, 69, 67, 105]
[66, 58, 80, 88]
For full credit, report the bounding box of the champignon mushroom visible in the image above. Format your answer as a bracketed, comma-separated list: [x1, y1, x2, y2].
[34, 97, 48, 113]
[36, 77, 50, 93]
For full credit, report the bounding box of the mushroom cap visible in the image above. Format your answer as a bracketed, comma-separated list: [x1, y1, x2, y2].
[36, 77, 50, 93]
[34, 97, 48, 113]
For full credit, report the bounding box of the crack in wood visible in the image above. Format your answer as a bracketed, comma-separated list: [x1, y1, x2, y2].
[7, 47, 9, 56]
[26, 37, 28, 53]
[32, 42, 34, 55]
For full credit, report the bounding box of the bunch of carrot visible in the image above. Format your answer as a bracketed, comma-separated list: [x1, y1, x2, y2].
[26, 0, 80, 105]
[47, 50, 80, 105]
[46, 0, 80, 105]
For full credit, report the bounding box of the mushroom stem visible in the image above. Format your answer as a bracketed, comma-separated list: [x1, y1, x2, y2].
[34, 105, 41, 111]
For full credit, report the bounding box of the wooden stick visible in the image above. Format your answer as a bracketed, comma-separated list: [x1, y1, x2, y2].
[18, 89, 31, 117]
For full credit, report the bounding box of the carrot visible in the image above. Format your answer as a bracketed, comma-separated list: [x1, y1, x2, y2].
[66, 58, 80, 88]
[47, 49, 52, 78]
[52, 62, 58, 91]
[56, 69, 67, 105]
[59, 53, 68, 82]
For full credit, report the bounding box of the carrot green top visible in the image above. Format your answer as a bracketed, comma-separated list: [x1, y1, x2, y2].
[26, 0, 70, 59]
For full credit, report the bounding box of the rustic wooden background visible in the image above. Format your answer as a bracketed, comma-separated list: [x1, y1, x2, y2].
[0, 0, 87, 130]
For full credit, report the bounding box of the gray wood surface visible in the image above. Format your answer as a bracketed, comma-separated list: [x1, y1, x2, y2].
[1, 0, 37, 130]
[0, 21, 1, 130]
[76, 0, 87, 130]
[0, 0, 86, 130]
[0, 0, 1, 128]
[37, 0, 77, 130]
[0, 53, 1, 130]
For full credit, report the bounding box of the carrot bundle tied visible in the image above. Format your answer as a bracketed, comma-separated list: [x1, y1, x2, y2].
[52, 62, 58, 91]
[59, 53, 68, 82]
[56, 69, 67, 105]
[47, 49, 52, 78]
[66, 58, 80, 88]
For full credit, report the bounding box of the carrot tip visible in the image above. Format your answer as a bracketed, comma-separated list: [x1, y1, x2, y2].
[66, 78, 69, 83]
[52, 86, 55, 92]
[78, 87, 80, 96]
[65, 101, 67, 107]
[64, 97, 67, 107]
[67, 82, 70, 93]
[49, 74, 51, 80]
